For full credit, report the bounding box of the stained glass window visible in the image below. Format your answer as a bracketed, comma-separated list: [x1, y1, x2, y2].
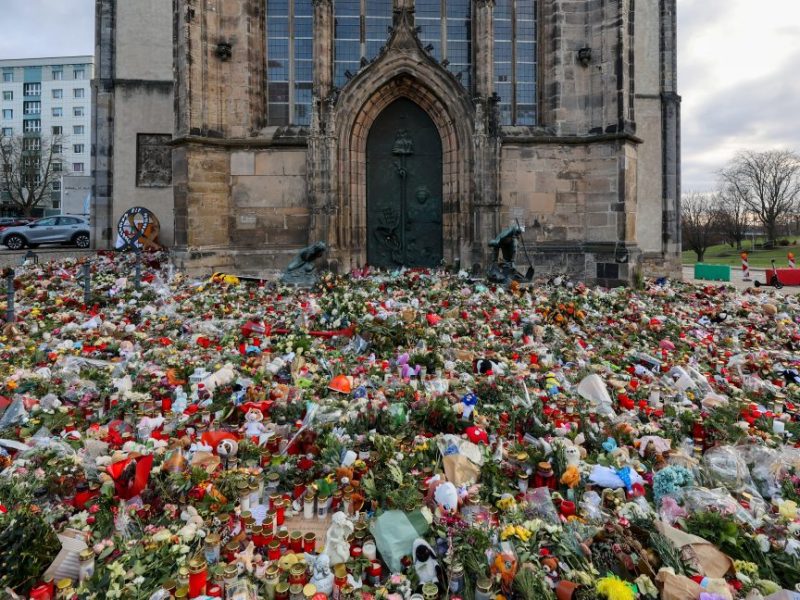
[494, 0, 537, 125]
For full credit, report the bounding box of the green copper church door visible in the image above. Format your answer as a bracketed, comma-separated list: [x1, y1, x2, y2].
[366, 98, 443, 268]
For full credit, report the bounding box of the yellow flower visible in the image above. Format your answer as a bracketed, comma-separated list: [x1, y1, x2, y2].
[514, 526, 531, 542]
[778, 500, 798, 520]
[497, 496, 517, 512]
[500, 525, 516, 541]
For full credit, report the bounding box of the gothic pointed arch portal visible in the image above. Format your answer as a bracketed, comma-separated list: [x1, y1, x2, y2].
[367, 98, 443, 268]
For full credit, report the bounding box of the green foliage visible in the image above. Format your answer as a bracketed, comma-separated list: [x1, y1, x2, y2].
[514, 567, 556, 600]
[0, 509, 61, 594]
[683, 511, 743, 552]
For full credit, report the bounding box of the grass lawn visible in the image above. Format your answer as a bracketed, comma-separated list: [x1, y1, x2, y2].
[682, 241, 800, 268]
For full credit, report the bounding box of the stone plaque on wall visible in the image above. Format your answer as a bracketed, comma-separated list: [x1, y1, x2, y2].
[136, 134, 172, 187]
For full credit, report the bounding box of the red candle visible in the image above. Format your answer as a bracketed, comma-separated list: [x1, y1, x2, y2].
[303, 532, 316, 553]
[290, 531, 303, 553]
[206, 584, 223, 597]
[28, 584, 53, 600]
[275, 500, 286, 526]
[188, 559, 207, 598]
[161, 397, 172, 412]
[268, 540, 281, 561]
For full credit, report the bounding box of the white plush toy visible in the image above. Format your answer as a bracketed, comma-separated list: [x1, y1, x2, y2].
[243, 408, 272, 446]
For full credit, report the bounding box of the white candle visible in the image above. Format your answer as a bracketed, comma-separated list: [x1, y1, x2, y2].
[362, 540, 377, 561]
[773, 420, 785, 435]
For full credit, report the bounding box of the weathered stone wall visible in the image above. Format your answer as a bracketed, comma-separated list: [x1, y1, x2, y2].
[115, 0, 173, 81]
[112, 84, 175, 247]
[499, 141, 624, 242]
[92, 0, 175, 249]
[230, 149, 309, 247]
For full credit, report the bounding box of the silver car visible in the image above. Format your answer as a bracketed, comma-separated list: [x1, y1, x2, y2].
[1, 216, 91, 250]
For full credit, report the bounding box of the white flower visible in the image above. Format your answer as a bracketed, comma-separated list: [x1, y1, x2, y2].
[133, 576, 145, 586]
[756, 534, 770, 553]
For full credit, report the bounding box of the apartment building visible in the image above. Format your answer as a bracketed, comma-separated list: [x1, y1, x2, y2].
[0, 56, 93, 216]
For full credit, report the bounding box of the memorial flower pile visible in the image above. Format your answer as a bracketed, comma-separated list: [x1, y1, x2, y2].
[0, 252, 799, 599]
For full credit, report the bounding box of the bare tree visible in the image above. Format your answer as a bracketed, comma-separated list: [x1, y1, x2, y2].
[681, 192, 719, 263]
[720, 150, 800, 245]
[716, 183, 750, 250]
[0, 133, 64, 217]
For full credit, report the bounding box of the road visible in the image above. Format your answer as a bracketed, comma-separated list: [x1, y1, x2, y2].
[681, 264, 796, 294]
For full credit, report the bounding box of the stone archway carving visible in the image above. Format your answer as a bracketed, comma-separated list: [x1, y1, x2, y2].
[323, 6, 475, 271]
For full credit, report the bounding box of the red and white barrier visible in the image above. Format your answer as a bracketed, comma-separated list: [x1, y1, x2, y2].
[741, 252, 751, 281]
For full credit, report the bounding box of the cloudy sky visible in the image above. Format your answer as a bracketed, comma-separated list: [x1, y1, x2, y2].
[1, 0, 798, 193]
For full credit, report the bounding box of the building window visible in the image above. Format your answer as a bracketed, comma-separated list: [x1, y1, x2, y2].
[23, 137, 41, 151]
[52, 89, 63, 99]
[73, 68, 86, 80]
[73, 88, 85, 99]
[51, 181, 61, 192]
[52, 69, 63, 80]
[73, 144, 84, 154]
[73, 107, 85, 117]
[52, 107, 63, 117]
[23, 120, 41, 133]
[52, 126, 62, 135]
[1, 128, 12, 137]
[494, 0, 537, 125]
[415, 0, 472, 88]
[52, 144, 62, 154]
[2, 72, 12, 83]
[266, 0, 313, 126]
[24, 101, 41, 115]
[23, 83, 41, 97]
[136, 134, 173, 187]
[73, 125, 85, 135]
[332, 0, 394, 88]
[2, 109, 12, 120]
[2, 91, 12, 101]
[53, 162, 63, 173]
[73, 163, 84, 173]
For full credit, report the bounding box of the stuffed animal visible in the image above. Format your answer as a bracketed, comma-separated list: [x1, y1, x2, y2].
[412, 538, 442, 587]
[492, 551, 519, 593]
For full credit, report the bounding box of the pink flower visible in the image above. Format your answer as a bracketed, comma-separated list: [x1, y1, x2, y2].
[89, 504, 100, 514]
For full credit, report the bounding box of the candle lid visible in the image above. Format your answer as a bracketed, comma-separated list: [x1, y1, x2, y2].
[56, 579, 73, 590]
[79, 549, 94, 561]
[205, 532, 220, 545]
[188, 557, 207, 574]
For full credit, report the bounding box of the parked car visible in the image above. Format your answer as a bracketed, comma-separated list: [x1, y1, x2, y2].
[1, 216, 91, 250]
[0, 217, 32, 232]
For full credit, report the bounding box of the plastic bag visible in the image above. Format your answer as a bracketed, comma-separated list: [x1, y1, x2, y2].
[524, 487, 560, 523]
[701, 446, 759, 497]
[680, 486, 760, 529]
[0, 398, 28, 429]
[370, 510, 429, 573]
[576, 374, 616, 417]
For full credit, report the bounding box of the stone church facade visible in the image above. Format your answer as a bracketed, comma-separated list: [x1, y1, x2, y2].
[93, 0, 681, 284]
